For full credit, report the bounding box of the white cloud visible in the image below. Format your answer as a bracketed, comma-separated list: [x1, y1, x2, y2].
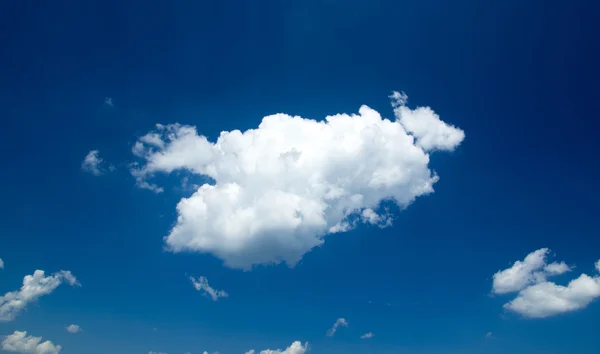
[503, 262, 600, 318]
[65, 325, 81, 334]
[493, 249, 600, 318]
[245, 341, 308, 354]
[389, 91, 465, 152]
[82, 150, 114, 176]
[1, 331, 61, 354]
[148, 352, 166, 354]
[326, 318, 348, 337]
[485, 332, 493, 339]
[492, 248, 571, 295]
[360, 332, 374, 339]
[0, 270, 79, 321]
[190, 276, 228, 301]
[130, 92, 464, 269]
[104, 97, 114, 107]
[0, 258, 3, 269]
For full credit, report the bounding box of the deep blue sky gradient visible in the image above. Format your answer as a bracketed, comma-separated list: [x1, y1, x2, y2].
[1, 1, 599, 353]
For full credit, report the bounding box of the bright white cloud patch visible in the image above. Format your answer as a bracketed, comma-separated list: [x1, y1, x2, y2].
[360, 332, 374, 339]
[81, 150, 114, 176]
[1, 331, 61, 354]
[190, 276, 228, 301]
[65, 325, 81, 334]
[0, 258, 3, 269]
[245, 341, 307, 354]
[493, 249, 600, 318]
[130, 92, 465, 269]
[492, 248, 571, 294]
[0, 270, 79, 322]
[326, 318, 348, 337]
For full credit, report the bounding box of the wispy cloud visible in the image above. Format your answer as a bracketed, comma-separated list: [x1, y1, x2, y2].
[65, 324, 81, 334]
[360, 332, 374, 339]
[190, 276, 228, 301]
[81, 150, 114, 176]
[326, 318, 348, 337]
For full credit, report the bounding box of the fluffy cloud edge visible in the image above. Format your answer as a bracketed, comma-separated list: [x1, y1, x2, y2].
[1, 330, 61, 354]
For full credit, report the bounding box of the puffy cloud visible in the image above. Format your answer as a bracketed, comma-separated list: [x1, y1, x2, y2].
[0, 270, 79, 321]
[389, 91, 464, 152]
[492, 248, 571, 294]
[65, 325, 81, 334]
[148, 352, 166, 354]
[190, 276, 228, 301]
[0, 258, 3, 269]
[360, 332, 374, 339]
[130, 93, 464, 269]
[326, 318, 348, 337]
[1, 331, 61, 354]
[81, 150, 114, 176]
[503, 263, 600, 318]
[104, 97, 114, 107]
[485, 332, 493, 339]
[245, 341, 307, 354]
[493, 249, 600, 318]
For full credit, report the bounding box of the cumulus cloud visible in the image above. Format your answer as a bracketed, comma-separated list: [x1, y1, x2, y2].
[326, 318, 348, 337]
[492, 248, 571, 294]
[0, 270, 79, 321]
[130, 92, 465, 269]
[360, 332, 374, 339]
[503, 263, 600, 318]
[81, 150, 114, 176]
[1, 331, 61, 354]
[190, 276, 228, 301]
[493, 249, 600, 318]
[65, 325, 81, 334]
[0, 258, 4, 269]
[245, 341, 307, 354]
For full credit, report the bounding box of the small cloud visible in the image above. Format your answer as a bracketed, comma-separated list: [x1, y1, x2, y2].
[1, 330, 61, 354]
[360, 332, 374, 339]
[326, 318, 348, 337]
[66, 324, 81, 334]
[104, 97, 114, 107]
[0, 258, 3, 269]
[485, 332, 494, 339]
[493, 250, 600, 318]
[82, 150, 114, 176]
[190, 276, 228, 301]
[245, 341, 307, 354]
[0, 270, 79, 322]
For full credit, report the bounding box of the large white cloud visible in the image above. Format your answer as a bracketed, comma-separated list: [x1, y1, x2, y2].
[245, 341, 308, 354]
[492, 249, 600, 318]
[492, 248, 571, 294]
[1, 331, 61, 354]
[0, 270, 79, 321]
[131, 92, 465, 269]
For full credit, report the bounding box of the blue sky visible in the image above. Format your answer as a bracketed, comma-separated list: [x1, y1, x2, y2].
[1, 1, 600, 353]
